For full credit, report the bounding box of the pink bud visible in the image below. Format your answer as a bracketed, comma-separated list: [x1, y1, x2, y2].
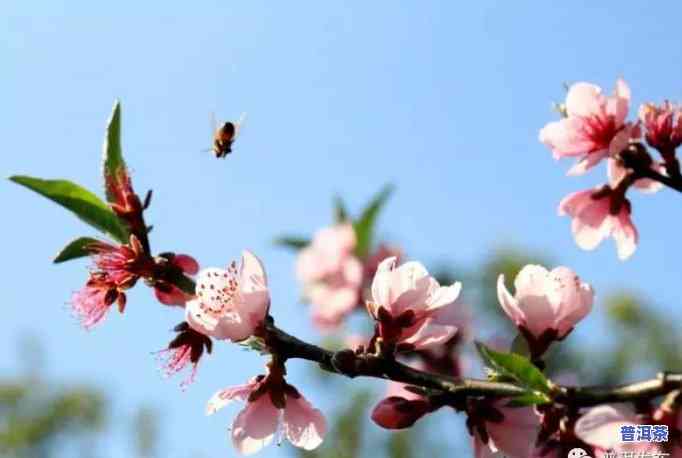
[559, 188, 638, 260]
[497, 265, 593, 345]
[173, 254, 199, 275]
[539, 79, 637, 175]
[640, 101, 682, 151]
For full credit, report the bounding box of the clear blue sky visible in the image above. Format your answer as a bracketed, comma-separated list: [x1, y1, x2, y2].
[3, 2, 682, 457]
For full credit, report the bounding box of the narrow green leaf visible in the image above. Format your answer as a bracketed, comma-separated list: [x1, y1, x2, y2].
[274, 236, 311, 251]
[475, 341, 553, 395]
[353, 184, 394, 258]
[506, 391, 551, 407]
[102, 100, 127, 202]
[53, 237, 100, 263]
[333, 195, 349, 223]
[10, 176, 128, 242]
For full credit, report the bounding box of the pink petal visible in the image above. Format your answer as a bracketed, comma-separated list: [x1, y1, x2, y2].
[309, 285, 359, 331]
[282, 394, 326, 451]
[566, 149, 608, 176]
[565, 82, 604, 117]
[496, 274, 524, 326]
[612, 211, 638, 261]
[607, 78, 631, 126]
[487, 406, 540, 458]
[539, 118, 599, 158]
[214, 312, 260, 342]
[549, 267, 594, 337]
[571, 199, 611, 251]
[575, 405, 636, 450]
[370, 257, 398, 307]
[206, 380, 257, 415]
[231, 396, 280, 455]
[425, 281, 462, 312]
[239, 250, 268, 290]
[185, 299, 219, 336]
[401, 319, 457, 350]
[296, 247, 320, 283]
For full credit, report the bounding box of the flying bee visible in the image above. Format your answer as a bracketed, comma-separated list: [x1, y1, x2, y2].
[210, 112, 245, 158]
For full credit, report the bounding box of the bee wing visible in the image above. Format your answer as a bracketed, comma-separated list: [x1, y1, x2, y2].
[233, 112, 247, 139]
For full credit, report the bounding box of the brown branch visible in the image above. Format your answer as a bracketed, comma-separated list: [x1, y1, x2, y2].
[169, 274, 682, 408]
[264, 320, 682, 408]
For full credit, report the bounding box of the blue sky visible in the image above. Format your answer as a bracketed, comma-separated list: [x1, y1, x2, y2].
[3, 2, 682, 457]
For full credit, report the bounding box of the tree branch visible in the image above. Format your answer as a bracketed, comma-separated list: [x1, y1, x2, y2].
[264, 321, 682, 408]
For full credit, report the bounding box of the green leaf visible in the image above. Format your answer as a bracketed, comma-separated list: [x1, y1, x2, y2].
[102, 100, 127, 203]
[10, 176, 128, 242]
[353, 184, 394, 258]
[274, 236, 310, 251]
[506, 391, 551, 407]
[333, 195, 349, 223]
[53, 237, 100, 263]
[475, 341, 553, 395]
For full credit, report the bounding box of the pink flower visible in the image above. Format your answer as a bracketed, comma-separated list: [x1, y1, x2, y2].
[367, 257, 462, 352]
[156, 322, 212, 389]
[575, 405, 663, 457]
[296, 224, 363, 331]
[607, 157, 664, 194]
[70, 273, 123, 330]
[470, 403, 541, 458]
[640, 101, 682, 152]
[559, 187, 638, 260]
[207, 373, 326, 455]
[539, 79, 637, 175]
[153, 253, 200, 306]
[186, 251, 270, 342]
[497, 264, 593, 357]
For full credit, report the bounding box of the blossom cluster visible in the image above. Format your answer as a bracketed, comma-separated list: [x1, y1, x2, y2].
[540, 79, 682, 260]
[13, 87, 682, 458]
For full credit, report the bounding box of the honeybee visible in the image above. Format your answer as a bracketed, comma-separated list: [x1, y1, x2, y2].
[210, 112, 245, 158]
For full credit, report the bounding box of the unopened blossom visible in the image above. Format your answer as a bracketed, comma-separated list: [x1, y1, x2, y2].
[207, 369, 326, 455]
[539, 79, 637, 175]
[575, 405, 664, 457]
[367, 257, 461, 352]
[186, 250, 269, 342]
[640, 101, 682, 152]
[497, 264, 593, 357]
[470, 402, 541, 458]
[70, 272, 123, 330]
[559, 187, 638, 260]
[156, 322, 212, 389]
[153, 253, 199, 306]
[371, 361, 435, 430]
[296, 224, 363, 330]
